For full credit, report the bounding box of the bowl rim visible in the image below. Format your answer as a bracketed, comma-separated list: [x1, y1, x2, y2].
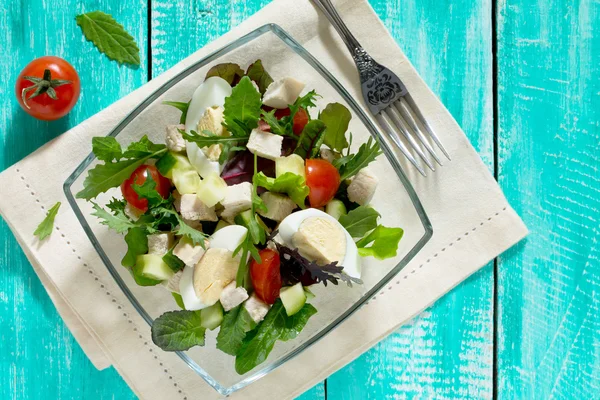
[64, 23, 433, 395]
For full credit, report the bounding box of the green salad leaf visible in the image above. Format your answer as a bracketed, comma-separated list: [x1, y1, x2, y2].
[151, 310, 206, 351]
[122, 136, 166, 159]
[206, 63, 245, 85]
[254, 172, 309, 209]
[91, 202, 137, 234]
[33, 202, 61, 240]
[357, 225, 404, 260]
[122, 227, 148, 268]
[92, 137, 122, 162]
[223, 76, 262, 137]
[246, 60, 273, 94]
[106, 197, 127, 214]
[216, 305, 257, 356]
[294, 119, 326, 159]
[335, 137, 383, 181]
[163, 100, 190, 124]
[294, 90, 320, 110]
[321, 103, 351, 152]
[131, 174, 167, 208]
[75, 11, 140, 66]
[261, 109, 288, 136]
[172, 292, 186, 310]
[339, 206, 381, 238]
[153, 208, 207, 247]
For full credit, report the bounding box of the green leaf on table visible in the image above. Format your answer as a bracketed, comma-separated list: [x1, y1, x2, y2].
[356, 225, 404, 260]
[321, 103, 351, 152]
[163, 101, 190, 124]
[339, 206, 381, 238]
[92, 137, 122, 162]
[91, 202, 137, 234]
[294, 119, 326, 159]
[75, 11, 140, 66]
[223, 76, 262, 137]
[245, 59, 273, 94]
[254, 172, 309, 209]
[33, 202, 61, 240]
[336, 137, 383, 181]
[121, 227, 148, 268]
[151, 310, 206, 351]
[216, 305, 257, 356]
[206, 63, 245, 86]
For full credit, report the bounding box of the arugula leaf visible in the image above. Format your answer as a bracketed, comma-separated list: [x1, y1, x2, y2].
[151, 310, 206, 351]
[91, 202, 137, 234]
[294, 120, 326, 159]
[122, 227, 148, 268]
[261, 109, 288, 136]
[294, 90, 320, 110]
[181, 129, 249, 147]
[321, 103, 351, 152]
[206, 63, 245, 86]
[131, 174, 169, 209]
[337, 137, 383, 181]
[122, 136, 166, 158]
[246, 60, 273, 94]
[163, 248, 185, 273]
[92, 137, 122, 162]
[223, 76, 262, 137]
[235, 300, 317, 374]
[163, 100, 190, 124]
[339, 206, 381, 238]
[172, 292, 186, 310]
[216, 305, 257, 355]
[75, 11, 140, 66]
[153, 208, 207, 247]
[33, 202, 61, 240]
[357, 225, 404, 260]
[254, 172, 309, 209]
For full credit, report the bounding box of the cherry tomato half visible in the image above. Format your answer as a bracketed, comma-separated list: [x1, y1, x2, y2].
[274, 107, 309, 135]
[121, 165, 171, 212]
[305, 159, 341, 208]
[15, 56, 80, 121]
[250, 249, 282, 304]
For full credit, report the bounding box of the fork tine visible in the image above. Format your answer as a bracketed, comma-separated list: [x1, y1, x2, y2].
[404, 95, 451, 160]
[376, 113, 426, 176]
[384, 107, 436, 171]
[395, 99, 443, 166]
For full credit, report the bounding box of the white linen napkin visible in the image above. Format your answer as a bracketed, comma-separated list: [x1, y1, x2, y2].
[0, 0, 527, 398]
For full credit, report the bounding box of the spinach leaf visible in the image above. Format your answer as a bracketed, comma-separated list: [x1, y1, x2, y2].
[339, 206, 381, 238]
[216, 305, 257, 356]
[151, 310, 206, 351]
[321, 103, 351, 152]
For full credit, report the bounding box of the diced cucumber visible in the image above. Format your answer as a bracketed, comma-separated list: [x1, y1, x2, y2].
[304, 287, 315, 301]
[235, 210, 271, 234]
[279, 283, 307, 316]
[325, 199, 347, 220]
[136, 254, 174, 281]
[276, 154, 305, 178]
[196, 173, 228, 207]
[200, 302, 224, 330]
[156, 152, 193, 179]
[173, 169, 202, 194]
[162, 249, 185, 273]
[214, 219, 230, 232]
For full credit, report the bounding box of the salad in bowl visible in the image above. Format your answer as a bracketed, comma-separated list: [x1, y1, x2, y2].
[77, 60, 404, 374]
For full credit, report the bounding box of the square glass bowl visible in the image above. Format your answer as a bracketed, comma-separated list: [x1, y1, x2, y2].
[64, 24, 432, 395]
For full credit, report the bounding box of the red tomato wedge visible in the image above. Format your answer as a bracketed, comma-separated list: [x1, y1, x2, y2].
[121, 165, 171, 212]
[250, 249, 282, 304]
[274, 107, 309, 135]
[305, 159, 341, 208]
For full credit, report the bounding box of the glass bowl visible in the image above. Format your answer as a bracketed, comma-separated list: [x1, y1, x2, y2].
[64, 24, 432, 396]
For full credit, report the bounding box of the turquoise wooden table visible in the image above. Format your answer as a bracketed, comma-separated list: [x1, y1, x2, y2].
[0, 0, 598, 398]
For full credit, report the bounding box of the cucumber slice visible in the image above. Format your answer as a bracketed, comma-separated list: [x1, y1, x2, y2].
[325, 199, 347, 220]
[196, 173, 228, 207]
[235, 210, 271, 234]
[279, 283, 307, 316]
[136, 254, 174, 281]
[276, 154, 305, 178]
[156, 152, 193, 179]
[200, 302, 224, 330]
[303, 287, 315, 301]
[214, 219, 230, 232]
[173, 169, 202, 194]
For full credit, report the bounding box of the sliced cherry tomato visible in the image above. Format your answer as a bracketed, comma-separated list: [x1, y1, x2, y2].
[15, 56, 80, 121]
[274, 107, 309, 135]
[121, 165, 171, 212]
[250, 249, 282, 304]
[305, 159, 341, 208]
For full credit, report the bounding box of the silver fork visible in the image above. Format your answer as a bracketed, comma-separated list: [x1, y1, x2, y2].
[310, 0, 450, 176]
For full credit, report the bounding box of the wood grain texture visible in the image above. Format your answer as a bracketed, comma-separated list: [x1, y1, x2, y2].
[326, 0, 495, 398]
[0, 0, 147, 398]
[496, 0, 600, 398]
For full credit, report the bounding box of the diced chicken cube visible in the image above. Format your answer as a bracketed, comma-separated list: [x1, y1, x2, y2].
[147, 233, 173, 256]
[244, 293, 271, 323]
[179, 194, 218, 222]
[173, 238, 210, 267]
[219, 282, 249, 312]
[347, 168, 379, 206]
[165, 124, 186, 152]
[262, 77, 306, 109]
[124, 203, 144, 221]
[220, 182, 252, 220]
[320, 147, 339, 163]
[162, 270, 183, 294]
[247, 129, 283, 161]
[183, 218, 203, 231]
[257, 192, 297, 222]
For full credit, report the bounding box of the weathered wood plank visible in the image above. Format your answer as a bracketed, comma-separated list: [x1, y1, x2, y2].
[496, 0, 600, 398]
[326, 0, 495, 398]
[0, 0, 147, 398]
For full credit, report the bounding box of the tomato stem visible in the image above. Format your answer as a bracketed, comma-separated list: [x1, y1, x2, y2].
[21, 69, 73, 109]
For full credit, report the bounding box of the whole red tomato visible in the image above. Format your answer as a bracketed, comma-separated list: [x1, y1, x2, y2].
[121, 165, 171, 212]
[15, 56, 80, 121]
[250, 249, 282, 304]
[305, 159, 341, 208]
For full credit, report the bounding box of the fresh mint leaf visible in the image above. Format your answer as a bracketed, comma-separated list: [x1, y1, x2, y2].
[206, 63, 245, 86]
[75, 11, 140, 66]
[246, 60, 273, 95]
[216, 305, 257, 356]
[91, 202, 137, 234]
[356, 225, 404, 260]
[254, 172, 309, 209]
[122, 227, 148, 268]
[321, 103, 351, 152]
[151, 310, 206, 351]
[337, 137, 383, 181]
[33, 202, 61, 240]
[294, 119, 326, 159]
[163, 100, 190, 124]
[163, 248, 185, 273]
[223, 76, 262, 137]
[339, 206, 381, 238]
[92, 137, 122, 162]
